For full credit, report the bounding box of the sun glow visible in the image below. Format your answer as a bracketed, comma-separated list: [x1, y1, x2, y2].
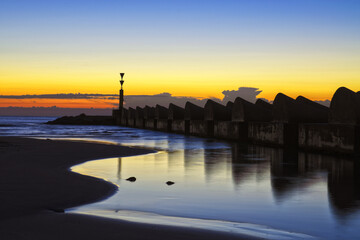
[1, 0, 359, 108]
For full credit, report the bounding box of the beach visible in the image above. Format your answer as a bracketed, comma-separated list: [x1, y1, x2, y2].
[0, 137, 257, 240]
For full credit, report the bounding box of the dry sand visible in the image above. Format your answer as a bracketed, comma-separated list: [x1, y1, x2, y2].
[0, 137, 259, 240]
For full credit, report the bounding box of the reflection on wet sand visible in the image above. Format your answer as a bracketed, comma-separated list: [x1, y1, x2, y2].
[271, 149, 307, 203]
[204, 148, 231, 183]
[167, 150, 184, 171]
[184, 146, 205, 176]
[76, 138, 360, 239]
[117, 158, 122, 179]
[231, 144, 270, 187]
[269, 148, 360, 218]
[326, 157, 360, 219]
[177, 142, 360, 220]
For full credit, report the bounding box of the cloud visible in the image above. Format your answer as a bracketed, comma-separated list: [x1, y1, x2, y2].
[0, 93, 118, 99]
[2, 87, 330, 109]
[222, 87, 262, 104]
[123, 93, 217, 108]
[0, 87, 267, 109]
[107, 87, 264, 108]
[314, 100, 331, 107]
[0, 92, 220, 108]
[0, 107, 112, 117]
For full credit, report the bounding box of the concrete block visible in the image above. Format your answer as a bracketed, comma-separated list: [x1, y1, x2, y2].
[226, 101, 234, 110]
[135, 107, 144, 128]
[185, 102, 204, 120]
[232, 97, 272, 122]
[171, 119, 189, 134]
[144, 119, 156, 130]
[155, 104, 168, 119]
[112, 109, 121, 125]
[189, 120, 214, 137]
[299, 123, 360, 154]
[120, 108, 128, 126]
[248, 122, 285, 146]
[329, 87, 360, 125]
[248, 122, 298, 147]
[214, 121, 247, 141]
[157, 119, 171, 132]
[272, 93, 297, 123]
[296, 96, 328, 123]
[255, 99, 273, 111]
[273, 93, 328, 123]
[128, 107, 136, 127]
[168, 103, 185, 120]
[204, 99, 231, 121]
[143, 106, 155, 119]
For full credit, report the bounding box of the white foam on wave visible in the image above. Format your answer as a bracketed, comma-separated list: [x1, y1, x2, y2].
[70, 209, 317, 240]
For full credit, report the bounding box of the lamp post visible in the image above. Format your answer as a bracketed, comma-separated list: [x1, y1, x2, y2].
[119, 73, 125, 111]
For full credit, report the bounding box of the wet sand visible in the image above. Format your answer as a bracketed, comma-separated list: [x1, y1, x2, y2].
[0, 137, 258, 240]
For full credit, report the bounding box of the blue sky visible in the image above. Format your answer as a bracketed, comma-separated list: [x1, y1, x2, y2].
[1, 0, 359, 102]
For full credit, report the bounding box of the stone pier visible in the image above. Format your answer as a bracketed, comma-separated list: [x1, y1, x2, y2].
[329, 87, 360, 125]
[128, 107, 136, 127]
[135, 107, 144, 128]
[110, 86, 360, 155]
[185, 102, 210, 137]
[169, 103, 187, 134]
[144, 106, 156, 129]
[120, 108, 128, 126]
[155, 104, 170, 131]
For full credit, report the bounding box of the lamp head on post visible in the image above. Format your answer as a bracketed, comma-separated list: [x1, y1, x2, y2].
[120, 73, 125, 89]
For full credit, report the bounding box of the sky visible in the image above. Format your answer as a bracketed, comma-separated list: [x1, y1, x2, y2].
[1, 0, 359, 108]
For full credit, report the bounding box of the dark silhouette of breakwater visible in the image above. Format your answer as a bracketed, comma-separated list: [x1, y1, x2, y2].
[47, 113, 114, 125]
[112, 87, 360, 155]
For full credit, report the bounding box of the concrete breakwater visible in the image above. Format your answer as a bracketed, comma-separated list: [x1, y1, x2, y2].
[47, 114, 114, 125]
[113, 87, 360, 155]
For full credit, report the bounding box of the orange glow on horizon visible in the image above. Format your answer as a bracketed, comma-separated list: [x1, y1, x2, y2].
[0, 89, 336, 109]
[0, 99, 117, 109]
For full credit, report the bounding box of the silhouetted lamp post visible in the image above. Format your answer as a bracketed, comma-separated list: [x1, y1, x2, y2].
[119, 73, 125, 111]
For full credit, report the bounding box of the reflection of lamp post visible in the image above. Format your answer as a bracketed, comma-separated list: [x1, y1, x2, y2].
[117, 157, 122, 179]
[119, 73, 125, 110]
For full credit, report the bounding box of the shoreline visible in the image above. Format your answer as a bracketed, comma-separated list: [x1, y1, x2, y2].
[0, 137, 259, 240]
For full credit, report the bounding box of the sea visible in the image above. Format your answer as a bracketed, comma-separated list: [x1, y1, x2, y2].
[1, 116, 360, 240]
